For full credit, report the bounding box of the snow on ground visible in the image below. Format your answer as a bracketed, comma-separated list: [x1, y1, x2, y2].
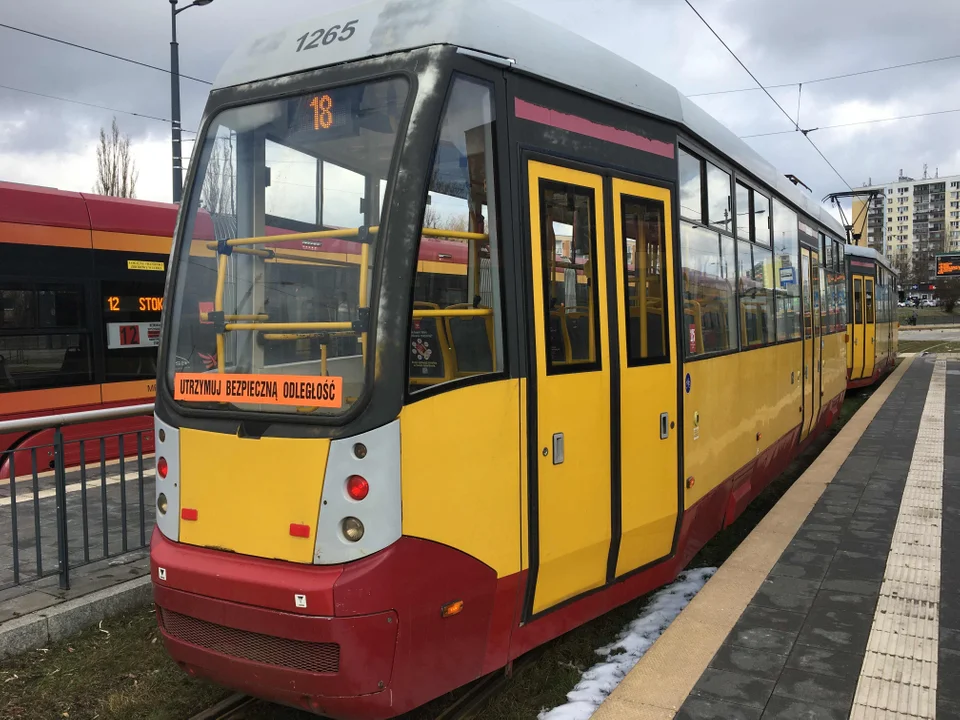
[537, 567, 717, 720]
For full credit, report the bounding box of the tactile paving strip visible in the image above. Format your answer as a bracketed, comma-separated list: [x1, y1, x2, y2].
[851, 358, 945, 719]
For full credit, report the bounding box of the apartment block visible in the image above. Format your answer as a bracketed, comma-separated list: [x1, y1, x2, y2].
[851, 170, 960, 284]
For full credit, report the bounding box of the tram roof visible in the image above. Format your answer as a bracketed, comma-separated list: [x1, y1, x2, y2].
[214, 0, 845, 237]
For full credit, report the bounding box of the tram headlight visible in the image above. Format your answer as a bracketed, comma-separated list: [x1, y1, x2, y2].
[342, 517, 364, 542]
[157, 493, 168, 515]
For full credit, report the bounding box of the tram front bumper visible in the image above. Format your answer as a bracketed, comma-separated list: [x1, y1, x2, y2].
[150, 527, 398, 715]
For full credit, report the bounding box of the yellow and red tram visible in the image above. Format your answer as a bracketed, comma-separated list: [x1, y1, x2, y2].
[150, 1, 893, 717]
[845, 244, 898, 388]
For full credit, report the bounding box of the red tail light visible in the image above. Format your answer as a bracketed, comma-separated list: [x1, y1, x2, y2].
[346, 475, 369, 501]
[157, 457, 168, 478]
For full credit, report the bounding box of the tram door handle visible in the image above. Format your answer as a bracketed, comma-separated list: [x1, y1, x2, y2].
[552, 433, 564, 465]
[660, 412, 669, 440]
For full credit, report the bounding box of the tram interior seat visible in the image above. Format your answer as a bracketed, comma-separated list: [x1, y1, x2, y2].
[443, 303, 494, 377]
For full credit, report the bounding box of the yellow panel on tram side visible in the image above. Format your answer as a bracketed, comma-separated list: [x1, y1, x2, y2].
[821, 331, 848, 405]
[178, 429, 330, 564]
[682, 341, 803, 509]
[399, 379, 522, 579]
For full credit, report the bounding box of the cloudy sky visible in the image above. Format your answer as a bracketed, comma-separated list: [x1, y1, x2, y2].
[1, 0, 958, 218]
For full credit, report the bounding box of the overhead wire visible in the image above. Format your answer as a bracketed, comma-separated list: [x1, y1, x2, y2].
[688, 52, 960, 98]
[0, 82, 198, 134]
[0, 22, 212, 85]
[740, 107, 960, 139]
[681, 0, 853, 191]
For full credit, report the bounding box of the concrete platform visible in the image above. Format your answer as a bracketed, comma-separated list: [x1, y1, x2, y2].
[594, 354, 958, 719]
[0, 549, 151, 658]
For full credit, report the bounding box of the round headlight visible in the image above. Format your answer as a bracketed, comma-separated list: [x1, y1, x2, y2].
[157, 493, 168, 515]
[342, 517, 364, 542]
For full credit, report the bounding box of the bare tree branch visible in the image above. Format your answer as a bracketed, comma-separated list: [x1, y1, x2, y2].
[93, 117, 138, 198]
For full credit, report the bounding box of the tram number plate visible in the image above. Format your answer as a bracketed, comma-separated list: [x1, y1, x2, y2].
[295, 20, 359, 52]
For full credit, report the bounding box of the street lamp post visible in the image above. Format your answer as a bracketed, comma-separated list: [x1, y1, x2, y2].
[170, 0, 213, 204]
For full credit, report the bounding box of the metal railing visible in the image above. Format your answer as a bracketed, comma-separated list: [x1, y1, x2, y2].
[0, 404, 155, 591]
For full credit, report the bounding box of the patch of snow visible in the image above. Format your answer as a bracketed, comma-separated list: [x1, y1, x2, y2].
[537, 566, 717, 720]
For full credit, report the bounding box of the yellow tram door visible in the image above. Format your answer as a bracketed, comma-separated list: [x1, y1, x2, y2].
[852, 276, 865, 380]
[610, 179, 678, 577]
[863, 277, 876, 378]
[801, 249, 820, 440]
[527, 161, 612, 614]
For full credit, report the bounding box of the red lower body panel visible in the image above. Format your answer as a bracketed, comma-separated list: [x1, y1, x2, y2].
[151, 392, 848, 719]
[151, 529, 498, 719]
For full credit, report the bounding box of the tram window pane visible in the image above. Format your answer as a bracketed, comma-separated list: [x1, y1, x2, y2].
[818, 264, 828, 331]
[0, 334, 92, 392]
[754, 193, 771, 246]
[0, 290, 36, 329]
[773, 200, 801, 341]
[865, 280, 875, 323]
[681, 222, 737, 357]
[802, 254, 813, 340]
[408, 76, 503, 391]
[621, 196, 668, 363]
[679, 149, 702, 222]
[854, 278, 863, 324]
[265, 141, 318, 226]
[836, 271, 847, 331]
[737, 240, 775, 347]
[707, 163, 732, 231]
[321, 161, 365, 230]
[540, 182, 599, 373]
[736, 183, 751, 241]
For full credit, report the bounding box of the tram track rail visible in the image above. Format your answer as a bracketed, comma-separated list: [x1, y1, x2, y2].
[187, 650, 541, 720]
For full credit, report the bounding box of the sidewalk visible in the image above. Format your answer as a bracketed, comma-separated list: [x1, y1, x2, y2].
[0, 547, 151, 658]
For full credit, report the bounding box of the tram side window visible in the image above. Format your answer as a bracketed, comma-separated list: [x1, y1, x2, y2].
[407, 75, 503, 391]
[681, 222, 737, 357]
[754, 193, 771, 246]
[621, 196, 668, 363]
[737, 240, 775, 346]
[865, 280, 875, 323]
[773, 200, 801, 341]
[679, 149, 703, 222]
[0, 286, 92, 392]
[854, 278, 863, 324]
[706, 163, 732, 230]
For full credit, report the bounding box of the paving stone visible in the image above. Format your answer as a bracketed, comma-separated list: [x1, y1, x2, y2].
[785, 537, 840, 556]
[710, 644, 787, 681]
[760, 695, 848, 720]
[753, 577, 820, 614]
[772, 667, 856, 711]
[677, 697, 763, 720]
[818, 577, 881, 598]
[785, 644, 865, 680]
[823, 550, 888, 583]
[796, 605, 874, 653]
[691, 668, 776, 710]
[0, 591, 59, 624]
[941, 626, 960, 652]
[810, 590, 878, 615]
[738, 604, 808, 635]
[770, 552, 834, 582]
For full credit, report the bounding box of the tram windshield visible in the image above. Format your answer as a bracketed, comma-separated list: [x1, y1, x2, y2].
[167, 77, 409, 415]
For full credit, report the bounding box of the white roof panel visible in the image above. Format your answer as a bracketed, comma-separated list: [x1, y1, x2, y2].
[214, 0, 845, 236]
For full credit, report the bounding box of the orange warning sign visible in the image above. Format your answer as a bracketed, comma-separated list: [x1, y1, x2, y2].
[173, 373, 343, 408]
